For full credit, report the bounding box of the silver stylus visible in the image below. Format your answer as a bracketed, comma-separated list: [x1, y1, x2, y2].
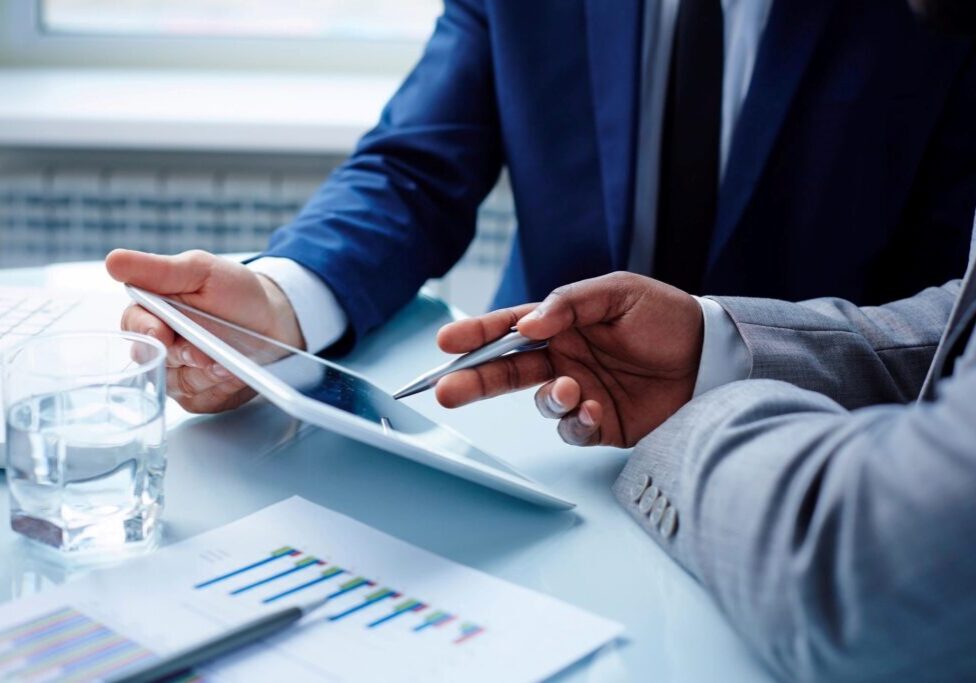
[109, 594, 332, 683]
[393, 328, 549, 400]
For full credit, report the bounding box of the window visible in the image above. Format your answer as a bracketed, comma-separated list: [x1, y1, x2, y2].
[41, 0, 441, 42]
[1, 1, 443, 74]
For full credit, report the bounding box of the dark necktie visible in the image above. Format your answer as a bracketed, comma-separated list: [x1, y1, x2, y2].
[654, 0, 725, 293]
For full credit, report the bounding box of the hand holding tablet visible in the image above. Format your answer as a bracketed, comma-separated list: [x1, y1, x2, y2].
[106, 248, 304, 414]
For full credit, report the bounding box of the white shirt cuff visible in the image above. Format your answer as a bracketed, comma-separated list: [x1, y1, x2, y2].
[248, 257, 348, 353]
[692, 296, 753, 397]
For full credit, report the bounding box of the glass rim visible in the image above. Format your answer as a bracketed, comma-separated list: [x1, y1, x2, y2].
[1, 330, 167, 383]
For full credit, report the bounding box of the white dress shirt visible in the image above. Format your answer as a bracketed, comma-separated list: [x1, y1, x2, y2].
[250, 0, 766, 393]
[249, 255, 348, 351]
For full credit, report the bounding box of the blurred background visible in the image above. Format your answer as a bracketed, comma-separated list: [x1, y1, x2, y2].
[0, 0, 514, 314]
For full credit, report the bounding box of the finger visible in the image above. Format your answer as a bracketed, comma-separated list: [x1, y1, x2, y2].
[106, 249, 215, 295]
[167, 365, 246, 400]
[167, 338, 214, 370]
[167, 366, 212, 397]
[437, 303, 538, 354]
[121, 304, 176, 347]
[534, 377, 581, 419]
[517, 272, 654, 339]
[182, 384, 257, 414]
[434, 350, 554, 408]
[557, 400, 604, 446]
[209, 362, 234, 381]
[171, 368, 253, 413]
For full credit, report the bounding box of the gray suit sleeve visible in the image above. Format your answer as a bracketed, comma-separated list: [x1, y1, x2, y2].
[613, 364, 976, 682]
[711, 282, 960, 408]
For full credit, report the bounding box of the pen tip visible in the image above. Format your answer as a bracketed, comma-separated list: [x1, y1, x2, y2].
[391, 385, 413, 400]
[392, 383, 427, 400]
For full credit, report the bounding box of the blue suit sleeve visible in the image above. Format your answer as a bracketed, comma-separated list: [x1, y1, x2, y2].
[262, 0, 502, 341]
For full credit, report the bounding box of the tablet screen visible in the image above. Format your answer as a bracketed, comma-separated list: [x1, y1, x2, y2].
[161, 298, 534, 481]
[163, 297, 437, 437]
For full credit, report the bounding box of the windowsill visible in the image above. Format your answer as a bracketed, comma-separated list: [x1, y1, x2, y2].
[0, 68, 399, 154]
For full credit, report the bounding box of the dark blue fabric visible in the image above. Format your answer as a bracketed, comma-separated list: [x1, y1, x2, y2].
[262, 0, 976, 342]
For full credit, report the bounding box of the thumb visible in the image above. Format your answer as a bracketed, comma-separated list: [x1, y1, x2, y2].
[106, 249, 214, 295]
[516, 272, 644, 339]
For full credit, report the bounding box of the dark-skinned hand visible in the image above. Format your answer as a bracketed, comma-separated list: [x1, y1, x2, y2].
[434, 272, 704, 447]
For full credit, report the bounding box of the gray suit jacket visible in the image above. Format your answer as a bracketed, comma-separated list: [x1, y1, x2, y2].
[613, 220, 976, 681]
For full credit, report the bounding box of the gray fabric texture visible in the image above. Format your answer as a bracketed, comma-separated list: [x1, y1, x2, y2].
[614, 218, 976, 681]
[711, 284, 959, 408]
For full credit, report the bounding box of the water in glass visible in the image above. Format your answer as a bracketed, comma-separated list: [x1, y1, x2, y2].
[3, 332, 167, 556]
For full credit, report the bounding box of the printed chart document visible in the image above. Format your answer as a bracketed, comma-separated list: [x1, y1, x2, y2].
[0, 497, 623, 682]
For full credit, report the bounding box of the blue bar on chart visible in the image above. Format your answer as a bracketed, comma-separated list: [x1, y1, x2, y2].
[262, 566, 346, 604]
[367, 599, 427, 628]
[321, 577, 373, 603]
[328, 588, 399, 622]
[194, 546, 301, 589]
[189, 544, 488, 648]
[0, 606, 161, 683]
[230, 556, 325, 595]
[413, 610, 456, 632]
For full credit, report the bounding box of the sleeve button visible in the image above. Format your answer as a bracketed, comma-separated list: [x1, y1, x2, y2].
[630, 474, 651, 502]
[659, 506, 678, 539]
[649, 496, 669, 526]
[638, 485, 660, 514]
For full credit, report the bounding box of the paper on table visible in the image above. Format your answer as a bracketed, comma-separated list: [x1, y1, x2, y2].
[0, 497, 623, 682]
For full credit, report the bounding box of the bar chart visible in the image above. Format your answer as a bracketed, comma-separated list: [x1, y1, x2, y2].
[0, 606, 180, 683]
[0, 498, 623, 682]
[193, 546, 485, 646]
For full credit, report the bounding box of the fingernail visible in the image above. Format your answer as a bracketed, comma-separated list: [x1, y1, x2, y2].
[145, 328, 157, 338]
[523, 307, 546, 322]
[211, 364, 230, 379]
[545, 392, 565, 415]
[579, 406, 595, 427]
[180, 348, 196, 366]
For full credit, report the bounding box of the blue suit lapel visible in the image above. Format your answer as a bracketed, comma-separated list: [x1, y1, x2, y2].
[584, 0, 643, 269]
[709, 0, 840, 267]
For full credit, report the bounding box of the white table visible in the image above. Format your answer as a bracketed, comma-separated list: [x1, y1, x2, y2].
[0, 262, 774, 682]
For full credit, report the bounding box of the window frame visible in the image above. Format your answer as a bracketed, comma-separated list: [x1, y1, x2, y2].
[0, 0, 433, 75]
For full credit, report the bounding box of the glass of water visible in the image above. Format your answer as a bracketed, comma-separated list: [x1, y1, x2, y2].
[2, 331, 167, 556]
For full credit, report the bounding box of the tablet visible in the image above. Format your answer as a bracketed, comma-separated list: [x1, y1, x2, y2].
[126, 286, 574, 510]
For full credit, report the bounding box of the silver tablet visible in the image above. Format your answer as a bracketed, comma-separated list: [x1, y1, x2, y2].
[126, 286, 574, 510]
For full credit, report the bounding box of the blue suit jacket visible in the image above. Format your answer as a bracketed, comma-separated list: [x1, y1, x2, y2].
[263, 0, 976, 341]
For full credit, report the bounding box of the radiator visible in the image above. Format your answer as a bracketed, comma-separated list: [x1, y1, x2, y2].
[0, 149, 515, 313]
